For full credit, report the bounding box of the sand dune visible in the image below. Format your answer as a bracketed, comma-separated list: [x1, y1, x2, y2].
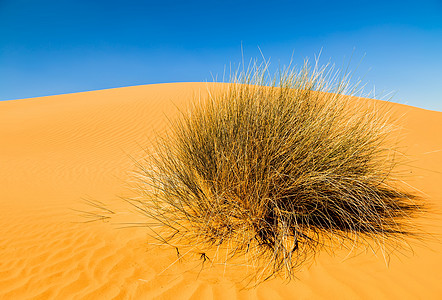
[1, 82, 441, 299]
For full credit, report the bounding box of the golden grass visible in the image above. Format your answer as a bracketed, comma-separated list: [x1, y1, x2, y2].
[128, 59, 422, 284]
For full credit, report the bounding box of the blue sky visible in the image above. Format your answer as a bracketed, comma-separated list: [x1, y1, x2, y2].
[1, 0, 441, 111]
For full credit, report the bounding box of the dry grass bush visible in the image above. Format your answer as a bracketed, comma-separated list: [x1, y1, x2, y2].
[129, 58, 422, 283]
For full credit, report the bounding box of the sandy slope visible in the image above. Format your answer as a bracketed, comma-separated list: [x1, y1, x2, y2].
[0, 82, 441, 299]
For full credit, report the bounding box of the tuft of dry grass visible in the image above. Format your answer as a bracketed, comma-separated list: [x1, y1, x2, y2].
[129, 58, 422, 283]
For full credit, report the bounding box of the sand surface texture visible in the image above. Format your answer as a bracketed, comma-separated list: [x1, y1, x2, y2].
[1, 83, 441, 299]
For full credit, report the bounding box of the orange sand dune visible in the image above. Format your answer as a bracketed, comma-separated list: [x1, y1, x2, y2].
[1, 83, 441, 299]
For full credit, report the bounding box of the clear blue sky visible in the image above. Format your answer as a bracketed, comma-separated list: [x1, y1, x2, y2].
[1, 0, 441, 111]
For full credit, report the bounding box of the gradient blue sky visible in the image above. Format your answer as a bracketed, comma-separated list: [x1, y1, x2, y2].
[1, 0, 441, 111]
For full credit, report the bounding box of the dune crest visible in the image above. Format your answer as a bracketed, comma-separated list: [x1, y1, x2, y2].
[1, 83, 441, 299]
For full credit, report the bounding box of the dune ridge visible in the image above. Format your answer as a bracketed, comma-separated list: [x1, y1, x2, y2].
[1, 83, 441, 299]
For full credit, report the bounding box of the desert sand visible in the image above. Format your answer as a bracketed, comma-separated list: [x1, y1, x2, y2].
[1, 82, 441, 299]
